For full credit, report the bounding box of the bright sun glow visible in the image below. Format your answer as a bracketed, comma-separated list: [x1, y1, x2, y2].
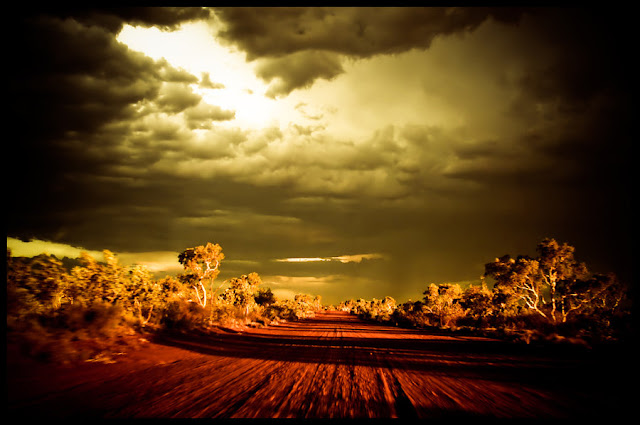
[117, 21, 289, 129]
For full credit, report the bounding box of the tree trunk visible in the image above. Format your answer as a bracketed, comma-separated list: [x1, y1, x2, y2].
[550, 283, 558, 323]
[194, 280, 207, 308]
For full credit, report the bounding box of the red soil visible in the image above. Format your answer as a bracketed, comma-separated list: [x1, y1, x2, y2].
[6, 311, 631, 418]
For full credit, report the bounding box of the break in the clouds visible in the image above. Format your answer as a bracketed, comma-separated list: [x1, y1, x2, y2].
[7, 7, 633, 304]
[7, 237, 105, 262]
[276, 254, 386, 263]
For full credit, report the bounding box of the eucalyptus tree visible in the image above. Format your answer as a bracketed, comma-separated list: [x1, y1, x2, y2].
[484, 238, 623, 324]
[222, 272, 263, 317]
[178, 242, 225, 308]
[423, 283, 464, 327]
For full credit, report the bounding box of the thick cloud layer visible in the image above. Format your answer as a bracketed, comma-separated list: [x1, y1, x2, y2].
[8, 8, 212, 240]
[7, 8, 633, 304]
[214, 7, 525, 97]
[214, 7, 524, 59]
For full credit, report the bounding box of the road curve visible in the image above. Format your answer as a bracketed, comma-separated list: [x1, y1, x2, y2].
[7, 311, 630, 418]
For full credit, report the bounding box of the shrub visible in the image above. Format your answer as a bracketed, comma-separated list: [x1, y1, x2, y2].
[54, 300, 128, 337]
[161, 300, 207, 331]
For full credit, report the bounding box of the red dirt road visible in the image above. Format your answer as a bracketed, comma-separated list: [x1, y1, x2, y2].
[7, 311, 631, 419]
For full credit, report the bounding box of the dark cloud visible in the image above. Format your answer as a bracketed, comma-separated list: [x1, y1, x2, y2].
[214, 7, 525, 59]
[155, 82, 202, 113]
[509, 10, 631, 120]
[7, 9, 209, 242]
[12, 16, 155, 138]
[256, 50, 344, 98]
[440, 8, 633, 203]
[6, 7, 634, 304]
[213, 7, 526, 97]
[9, 7, 211, 140]
[185, 103, 236, 129]
[21, 7, 211, 33]
[401, 7, 632, 179]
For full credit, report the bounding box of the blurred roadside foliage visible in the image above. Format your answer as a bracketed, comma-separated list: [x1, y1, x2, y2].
[6, 243, 323, 363]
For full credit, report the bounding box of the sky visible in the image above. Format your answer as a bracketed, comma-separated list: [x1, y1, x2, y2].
[7, 7, 633, 305]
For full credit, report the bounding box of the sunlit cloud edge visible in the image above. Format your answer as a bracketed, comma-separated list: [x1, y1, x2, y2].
[274, 253, 386, 263]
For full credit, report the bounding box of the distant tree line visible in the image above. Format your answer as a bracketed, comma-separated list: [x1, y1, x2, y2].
[6, 242, 323, 362]
[337, 239, 631, 345]
[6, 237, 632, 362]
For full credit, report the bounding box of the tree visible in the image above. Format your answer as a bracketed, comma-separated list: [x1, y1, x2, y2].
[423, 283, 464, 327]
[255, 287, 276, 306]
[126, 265, 162, 327]
[337, 299, 356, 312]
[484, 255, 549, 320]
[157, 275, 190, 303]
[292, 294, 318, 319]
[460, 280, 494, 325]
[312, 295, 323, 311]
[69, 250, 127, 306]
[360, 296, 396, 322]
[536, 238, 590, 322]
[178, 243, 224, 308]
[557, 272, 626, 324]
[391, 300, 430, 328]
[15, 253, 70, 313]
[222, 272, 263, 317]
[484, 238, 627, 326]
[6, 250, 65, 321]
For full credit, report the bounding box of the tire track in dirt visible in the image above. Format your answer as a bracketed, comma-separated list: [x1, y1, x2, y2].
[229, 324, 335, 418]
[345, 318, 568, 418]
[7, 311, 630, 419]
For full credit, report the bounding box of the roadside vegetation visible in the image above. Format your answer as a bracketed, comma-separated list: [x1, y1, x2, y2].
[6, 238, 632, 363]
[338, 239, 632, 346]
[6, 242, 323, 363]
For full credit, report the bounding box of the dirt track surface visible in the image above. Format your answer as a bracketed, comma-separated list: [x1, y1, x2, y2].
[7, 311, 632, 419]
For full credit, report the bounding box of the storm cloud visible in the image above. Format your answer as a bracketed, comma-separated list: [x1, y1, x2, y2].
[6, 7, 633, 304]
[214, 7, 526, 96]
[214, 7, 525, 59]
[256, 50, 344, 98]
